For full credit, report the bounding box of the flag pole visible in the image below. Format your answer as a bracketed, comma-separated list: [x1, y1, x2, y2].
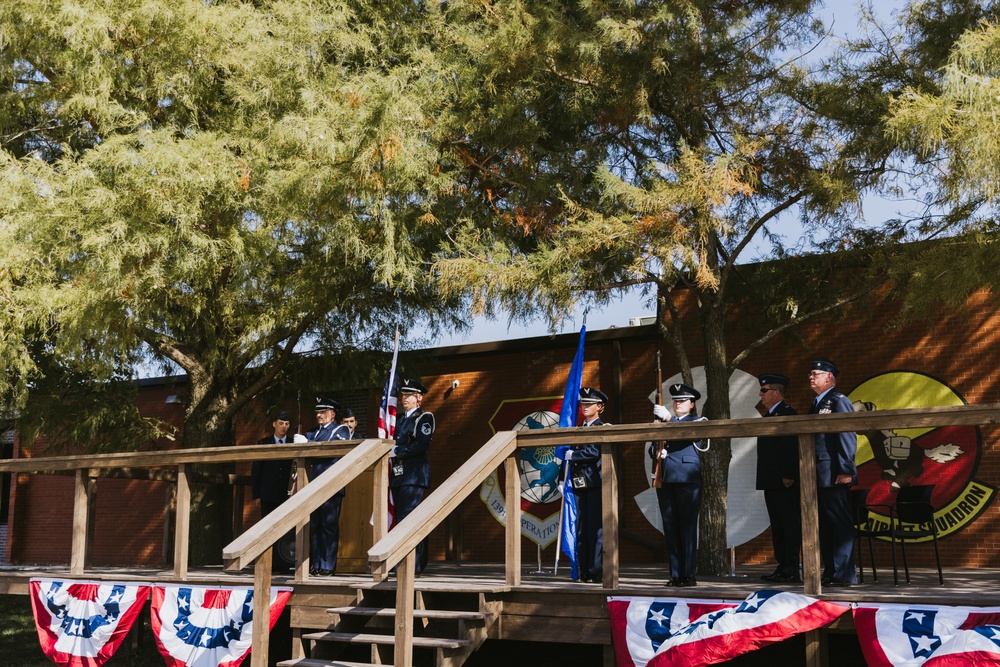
[553, 459, 570, 574]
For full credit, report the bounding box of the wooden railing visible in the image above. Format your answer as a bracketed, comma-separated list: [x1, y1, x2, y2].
[0, 439, 393, 667]
[5, 405, 1000, 667]
[362, 404, 1000, 667]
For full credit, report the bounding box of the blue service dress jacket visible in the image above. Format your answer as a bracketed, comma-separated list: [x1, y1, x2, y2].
[811, 391, 857, 487]
[391, 408, 434, 489]
[648, 414, 704, 483]
[755, 401, 799, 490]
[307, 422, 349, 497]
[567, 417, 603, 488]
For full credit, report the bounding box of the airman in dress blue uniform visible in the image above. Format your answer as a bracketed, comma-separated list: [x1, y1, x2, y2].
[565, 387, 607, 583]
[391, 379, 434, 572]
[754, 374, 802, 583]
[808, 358, 857, 587]
[304, 397, 350, 576]
[651, 383, 705, 587]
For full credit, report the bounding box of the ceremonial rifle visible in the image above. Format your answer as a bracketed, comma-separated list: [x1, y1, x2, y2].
[652, 351, 665, 488]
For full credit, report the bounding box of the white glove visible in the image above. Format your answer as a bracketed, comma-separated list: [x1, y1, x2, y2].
[563, 450, 573, 461]
[293, 433, 308, 443]
[659, 448, 668, 460]
[653, 404, 669, 421]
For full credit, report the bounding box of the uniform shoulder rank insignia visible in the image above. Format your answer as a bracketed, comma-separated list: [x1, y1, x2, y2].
[416, 412, 435, 436]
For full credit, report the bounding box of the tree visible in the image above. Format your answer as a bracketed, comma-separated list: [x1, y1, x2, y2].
[432, 0, 903, 574]
[884, 6, 1000, 316]
[0, 0, 461, 559]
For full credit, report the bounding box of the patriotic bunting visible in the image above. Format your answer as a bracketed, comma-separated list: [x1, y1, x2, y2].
[854, 602, 1000, 666]
[150, 584, 291, 667]
[30, 579, 149, 667]
[609, 591, 849, 667]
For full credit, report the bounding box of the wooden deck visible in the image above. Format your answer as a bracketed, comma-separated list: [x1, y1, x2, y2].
[3, 561, 996, 618]
[4, 561, 996, 666]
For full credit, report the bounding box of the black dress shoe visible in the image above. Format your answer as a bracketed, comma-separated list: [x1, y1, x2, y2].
[771, 573, 802, 583]
[591, 575, 602, 584]
[677, 577, 697, 587]
[825, 578, 852, 588]
[761, 573, 779, 582]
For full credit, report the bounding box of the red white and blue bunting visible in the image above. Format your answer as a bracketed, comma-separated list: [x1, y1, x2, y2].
[150, 584, 291, 667]
[29, 579, 291, 667]
[854, 602, 1000, 666]
[609, 591, 849, 667]
[30, 579, 150, 667]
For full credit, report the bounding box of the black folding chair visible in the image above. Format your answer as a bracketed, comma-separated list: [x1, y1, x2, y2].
[893, 484, 944, 586]
[850, 487, 898, 584]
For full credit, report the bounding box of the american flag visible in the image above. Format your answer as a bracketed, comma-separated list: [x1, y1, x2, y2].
[378, 329, 400, 528]
[377, 329, 400, 440]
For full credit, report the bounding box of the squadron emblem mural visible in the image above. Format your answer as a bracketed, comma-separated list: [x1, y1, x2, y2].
[479, 398, 565, 548]
[849, 371, 996, 539]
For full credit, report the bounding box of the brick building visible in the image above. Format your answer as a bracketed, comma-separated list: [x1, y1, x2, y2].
[3, 286, 999, 571]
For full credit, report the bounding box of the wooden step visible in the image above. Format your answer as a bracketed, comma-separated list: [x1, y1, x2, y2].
[300, 631, 472, 649]
[326, 606, 488, 621]
[277, 659, 377, 667]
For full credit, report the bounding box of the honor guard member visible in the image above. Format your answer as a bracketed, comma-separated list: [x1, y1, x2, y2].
[251, 410, 293, 517]
[300, 397, 349, 576]
[808, 358, 857, 587]
[754, 374, 802, 583]
[391, 379, 434, 572]
[650, 383, 705, 587]
[563, 387, 607, 583]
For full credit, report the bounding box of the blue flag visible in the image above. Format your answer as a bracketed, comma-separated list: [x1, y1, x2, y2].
[556, 326, 585, 580]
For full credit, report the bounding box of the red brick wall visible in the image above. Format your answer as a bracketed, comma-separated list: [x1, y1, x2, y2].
[8, 287, 1000, 571]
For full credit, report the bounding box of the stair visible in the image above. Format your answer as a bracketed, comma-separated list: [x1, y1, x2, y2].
[279, 587, 501, 667]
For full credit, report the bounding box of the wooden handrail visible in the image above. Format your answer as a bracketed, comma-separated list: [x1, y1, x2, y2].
[0, 441, 359, 473]
[513, 404, 1000, 446]
[223, 438, 394, 571]
[367, 430, 519, 579]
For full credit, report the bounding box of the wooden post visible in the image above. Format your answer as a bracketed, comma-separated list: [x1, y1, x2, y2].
[174, 463, 191, 580]
[797, 433, 821, 595]
[394, 550, 416, 667]
[601, 444, 619, 588]
[70, 469, 90, 575]
[805, 629, 829, 667]
[251, 548, 273, 667]
[295, 456, 310, 581]
[233, 482, 245, 535]
[504, 454, 521, 586]
[85, 475, 98, 570]
[373, 454, 389, 546]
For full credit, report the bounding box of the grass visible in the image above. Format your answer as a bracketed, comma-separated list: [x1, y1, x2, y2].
[0, 594, 163, 667]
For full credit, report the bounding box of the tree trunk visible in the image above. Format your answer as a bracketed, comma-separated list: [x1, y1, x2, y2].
[698, 292, 732, 576]
[179, 382, 237, 566]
